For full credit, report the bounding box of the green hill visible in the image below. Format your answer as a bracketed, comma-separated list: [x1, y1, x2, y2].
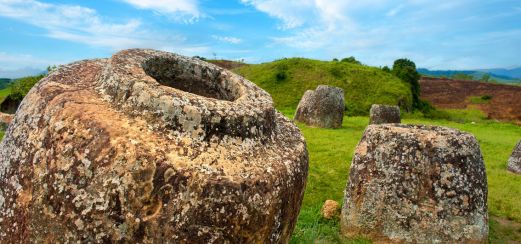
[233, 58, 412, 115]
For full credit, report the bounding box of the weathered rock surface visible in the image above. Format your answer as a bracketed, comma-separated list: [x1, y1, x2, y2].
[0, 49, 309, 243]
[507, 140, 521, 174]
[341, 124, 488, 243]
[369, 104, 400, 124]
[294, 85, 344, 128]
[321, 200, 340, 219]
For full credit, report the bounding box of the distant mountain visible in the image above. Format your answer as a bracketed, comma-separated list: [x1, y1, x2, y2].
[417, 68, 521, 83]
[0, 67, 45, 79]
[478, 68, 521, 79]
[417, 69, 475, 77]
[0, 78, 11, 90]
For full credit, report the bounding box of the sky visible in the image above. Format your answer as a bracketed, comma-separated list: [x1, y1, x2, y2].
[0, 0, 520, 78]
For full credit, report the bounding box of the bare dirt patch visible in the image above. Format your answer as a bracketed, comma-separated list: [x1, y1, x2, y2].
[420, 77, 521, 125]
[490, 216, 521, 243]
[208, 60, 247, 70]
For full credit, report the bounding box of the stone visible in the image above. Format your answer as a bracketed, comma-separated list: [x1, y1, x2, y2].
[369, 104, 400, 124]
[507, 140, 521, 174]
[341, 124, 488, 243]
[321, 200, 340, 219]
[294, 85, 344, 128]
[0, 49, 309, 243]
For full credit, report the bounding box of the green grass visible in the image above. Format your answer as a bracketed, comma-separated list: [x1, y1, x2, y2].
[234, 58, 412, 115]
[469, 95, 493, 104]
[405, 108, 489, 124]
[0, 87, 10, 103]
[282, 110, 521, 243]
[0, 88, 10, 138]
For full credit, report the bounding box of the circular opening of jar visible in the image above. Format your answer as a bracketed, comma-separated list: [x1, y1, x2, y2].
[143, 56, 238, 101]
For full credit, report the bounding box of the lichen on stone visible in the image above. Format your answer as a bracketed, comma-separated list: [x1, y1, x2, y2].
[507, 140, 521, 174]
[341, 124, 488, 243]
[294, 85, 344, 128]
[369, 104, 401, 124]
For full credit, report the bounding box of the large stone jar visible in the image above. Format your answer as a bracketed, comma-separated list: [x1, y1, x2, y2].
[341, 124, 488, 243]
[294, 85, 344, 129]
[369, 104, 401, 125]
[507, 140, 521, 174]
[0, 49, 309, 243]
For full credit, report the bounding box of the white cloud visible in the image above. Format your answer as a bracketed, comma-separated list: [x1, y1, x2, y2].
[240, 0, 387, 29]
[386, 4, 404, 17]
[120, 0, 201, 22]
[239, 0, 382, 50]
[240, 0, 521, 69]
[0, 0, 208, 53]
[240, 0, 315, 29]
[212, 35, 242, 44]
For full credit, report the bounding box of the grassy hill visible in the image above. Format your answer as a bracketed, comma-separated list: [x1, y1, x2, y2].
[233, 58, 413, 115]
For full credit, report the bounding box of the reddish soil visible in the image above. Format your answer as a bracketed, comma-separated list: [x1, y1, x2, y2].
[208, 60, 247, 70]
[420, 77, 521, 125]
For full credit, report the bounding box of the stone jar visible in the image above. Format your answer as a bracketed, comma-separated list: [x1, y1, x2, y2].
[369, 104, 401, 124]
[341, 124, 488, 243]
[507, 140, 521, 174]
[0, 49, 309, 243]
[294, 85, 344, 128]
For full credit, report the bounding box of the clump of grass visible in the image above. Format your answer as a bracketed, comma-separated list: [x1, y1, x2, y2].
[469, 95, 493, 104]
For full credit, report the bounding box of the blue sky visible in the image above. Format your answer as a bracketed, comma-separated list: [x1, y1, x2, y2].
[0, 0, 520, 78]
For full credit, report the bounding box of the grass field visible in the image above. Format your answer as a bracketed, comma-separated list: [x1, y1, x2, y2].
[0, 88, 10, 103]
[281, 110, 521, 243]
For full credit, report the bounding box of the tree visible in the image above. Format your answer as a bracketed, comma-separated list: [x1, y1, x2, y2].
[341, 56, 361, 65]
[382, 66, 391, 73]
[193, 56, 207, 61]
[392, 59, 421, 109]
[8, 74, 45, 101]
[480, 73, 491, 82]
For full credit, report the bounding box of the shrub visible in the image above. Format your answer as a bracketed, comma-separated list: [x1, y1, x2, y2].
[275, 71, 287, 81]
[482, 95, 492, 101]
[341, 56, 361, 65]
[274, 63, 289, 81]
[9, 74, 44, 101]
[392, 59, 421, 109]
